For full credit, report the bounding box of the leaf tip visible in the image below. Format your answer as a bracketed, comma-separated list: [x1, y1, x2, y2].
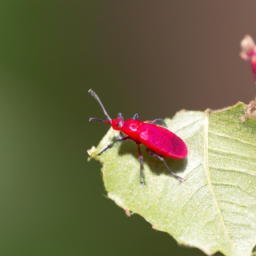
[87, 146, 96, 155]
[124, 208, 131, 217]
[87, 146, 96, 161]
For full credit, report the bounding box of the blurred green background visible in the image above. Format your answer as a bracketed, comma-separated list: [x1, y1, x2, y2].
[0, 1, 255, 255]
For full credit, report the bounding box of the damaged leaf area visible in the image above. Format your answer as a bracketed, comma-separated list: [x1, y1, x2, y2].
[88, 102, 256, 256]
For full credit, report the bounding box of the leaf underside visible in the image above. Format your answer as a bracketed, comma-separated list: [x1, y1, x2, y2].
[89, 102, 256, 256]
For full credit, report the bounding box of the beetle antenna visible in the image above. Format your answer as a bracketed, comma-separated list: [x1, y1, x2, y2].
[89, 117, 104, 123]
[89, 117, 111, 124]
[88, 89, 112, 122]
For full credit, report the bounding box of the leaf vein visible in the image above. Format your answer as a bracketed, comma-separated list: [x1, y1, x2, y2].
[211, 182, 256, 202]
[208, 148, 256, 161]
[173, 118, 203, 134]
[209, 131, 256, 148]
[209, 166, 256, 178]
[205, 114, 237, 255]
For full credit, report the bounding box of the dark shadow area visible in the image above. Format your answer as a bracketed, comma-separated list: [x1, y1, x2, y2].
[118, 140, 188, 177]
[118, 139, 138, 158]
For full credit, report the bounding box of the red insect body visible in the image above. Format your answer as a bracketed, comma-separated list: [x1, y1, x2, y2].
[240, 35, 256, 83]
[89, 89, 187, 184]
[113, 119, 187, 159]
[138, 123, 187, 159]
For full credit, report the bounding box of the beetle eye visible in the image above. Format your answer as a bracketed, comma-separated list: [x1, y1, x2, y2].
[117, 122, 123, 128]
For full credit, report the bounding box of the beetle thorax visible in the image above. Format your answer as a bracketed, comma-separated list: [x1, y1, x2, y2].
[121, 119, 143, 143]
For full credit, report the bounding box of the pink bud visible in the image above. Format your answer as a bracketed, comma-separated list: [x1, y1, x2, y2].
[240, 35, 256, 82]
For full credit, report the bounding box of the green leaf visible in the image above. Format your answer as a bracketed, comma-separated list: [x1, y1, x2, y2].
[88, 102, 256, 256]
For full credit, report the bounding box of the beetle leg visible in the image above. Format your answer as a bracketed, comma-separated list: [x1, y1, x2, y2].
[151, 118, 167, 128]
[116, 136, 131, 141]
[118, 113, 124, 120]
[146, 149, 185, 183]
[137, 144, 145, 185]
[98, 136, 131, 155]
[98, 144, 111, 155]
[133, 113, 139, 120]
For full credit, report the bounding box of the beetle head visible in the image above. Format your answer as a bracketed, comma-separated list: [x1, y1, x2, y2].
[111, 118, 124, 131]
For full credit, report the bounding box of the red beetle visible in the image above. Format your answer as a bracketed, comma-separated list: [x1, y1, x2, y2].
[89, 89, 187, 184]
